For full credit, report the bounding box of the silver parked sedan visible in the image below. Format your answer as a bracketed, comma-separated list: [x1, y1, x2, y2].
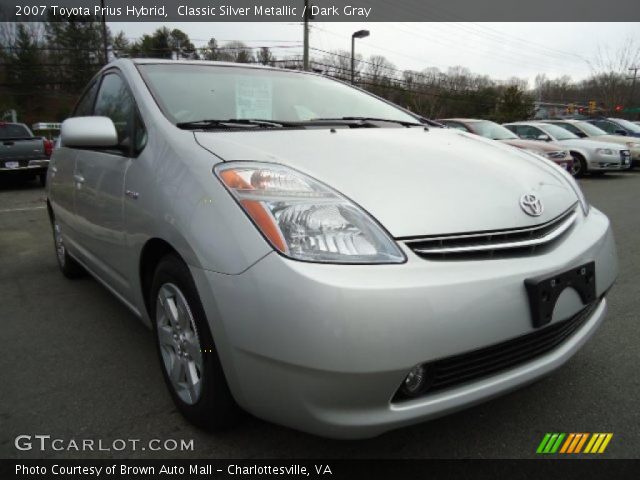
[47, 59, 617, 439]
[503, 121, 631, 177]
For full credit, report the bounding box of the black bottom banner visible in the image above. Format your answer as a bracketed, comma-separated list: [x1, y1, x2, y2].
[1, 459, 639, 480]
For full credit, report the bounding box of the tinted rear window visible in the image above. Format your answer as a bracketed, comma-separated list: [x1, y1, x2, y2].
[0, 124, 32, 139]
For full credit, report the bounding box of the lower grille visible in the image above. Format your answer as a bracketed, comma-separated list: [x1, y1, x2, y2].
[393, 299, 600, 402]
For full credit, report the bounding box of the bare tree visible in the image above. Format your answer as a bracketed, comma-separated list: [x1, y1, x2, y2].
[587, 36, 640, 111]
[320, 50, 361, 81]
[365, 55, 396, 83]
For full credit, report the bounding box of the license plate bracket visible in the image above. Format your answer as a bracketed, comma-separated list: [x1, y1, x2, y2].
[525, 261, 596, 328]
[5, 161, 19, 169]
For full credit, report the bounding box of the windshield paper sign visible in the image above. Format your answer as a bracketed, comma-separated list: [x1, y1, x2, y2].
[236, 77, 273, 119]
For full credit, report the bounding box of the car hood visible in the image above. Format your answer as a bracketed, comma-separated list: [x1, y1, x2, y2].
[555, 138, 623, 150]
[589, 134, 637, 146]
[195, 128, 578, 237]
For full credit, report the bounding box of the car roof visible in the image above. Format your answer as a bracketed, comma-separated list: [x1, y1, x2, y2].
[130, 58, 266, 68]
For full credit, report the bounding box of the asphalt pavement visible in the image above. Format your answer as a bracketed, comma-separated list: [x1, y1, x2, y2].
[1, 173, 638, 459]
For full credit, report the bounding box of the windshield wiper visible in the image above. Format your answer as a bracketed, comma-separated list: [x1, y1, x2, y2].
[176, 118, 286, 129]
[310, 117, 424, 127]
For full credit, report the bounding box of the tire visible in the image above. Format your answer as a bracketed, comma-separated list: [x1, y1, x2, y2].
[150, 254, 239, 430]
[38, 174, 46, 187]
[570, 153, 586, 178]
[52, 219, 86, 279]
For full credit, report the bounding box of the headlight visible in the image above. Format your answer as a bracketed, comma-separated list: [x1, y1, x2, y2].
[215, 162, 405, 264]
[543, 151, 568, 159]
[523, 148, 545, 158]
[595, 148, 615, 155]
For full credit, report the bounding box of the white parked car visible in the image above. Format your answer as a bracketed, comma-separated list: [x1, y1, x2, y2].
[47, 60, 618, 439]
[542, 119, 640, 169]
[504, 121, 631, 177]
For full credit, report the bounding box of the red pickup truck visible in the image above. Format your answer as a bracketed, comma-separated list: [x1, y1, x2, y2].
[0, 122, 53, 186]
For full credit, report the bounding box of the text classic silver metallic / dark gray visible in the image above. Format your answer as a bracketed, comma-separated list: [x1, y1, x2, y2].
[47, 59, 617, 439]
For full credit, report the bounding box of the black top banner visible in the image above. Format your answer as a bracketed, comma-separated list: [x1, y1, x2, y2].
[2, 0, 640, 22]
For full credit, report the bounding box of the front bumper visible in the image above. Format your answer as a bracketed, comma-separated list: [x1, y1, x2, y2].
[588, 150, 631, 170]
[191, 208, 617, 439]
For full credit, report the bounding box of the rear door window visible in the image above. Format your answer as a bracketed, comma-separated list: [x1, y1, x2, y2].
[0, 124, 32, 139]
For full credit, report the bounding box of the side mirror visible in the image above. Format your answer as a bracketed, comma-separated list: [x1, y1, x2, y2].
[614, 129, 627, 136]
[61, 116, 118, 148]
[537, 134, 550, 141]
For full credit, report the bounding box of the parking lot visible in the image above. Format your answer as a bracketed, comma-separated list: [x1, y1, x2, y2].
[1, 172, 639, 459]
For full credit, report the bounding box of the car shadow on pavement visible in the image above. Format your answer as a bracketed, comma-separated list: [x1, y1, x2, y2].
[0, 177, 44, 191]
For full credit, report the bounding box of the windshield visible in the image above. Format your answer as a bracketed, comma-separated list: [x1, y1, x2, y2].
[541, 123, 578, 140]
[611, 118, 640, 133]
[138, 64, 417, 125]
[574, 121, 607, 136]
[0, 123, 32, 139]
[470, 120, 518, 140]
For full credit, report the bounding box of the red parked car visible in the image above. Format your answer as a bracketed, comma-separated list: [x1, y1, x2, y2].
[438, 118, 575, 174]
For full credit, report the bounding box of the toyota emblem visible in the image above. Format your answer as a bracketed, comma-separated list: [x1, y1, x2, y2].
[520, 193, 544, 217]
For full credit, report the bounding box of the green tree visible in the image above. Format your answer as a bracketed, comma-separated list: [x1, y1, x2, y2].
[129, 27, 197, 60]
[112, 31, 129, 57]
[45, 15, 108, 92]
[257, 47, 275, 66]
[492, 85, 535, 123]
[0, 23, 47, 120]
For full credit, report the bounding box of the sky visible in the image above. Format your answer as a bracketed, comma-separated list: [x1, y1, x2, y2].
[109, 22, 640, 86]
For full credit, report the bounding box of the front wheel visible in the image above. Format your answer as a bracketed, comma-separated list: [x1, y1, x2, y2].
[150, 254, 239, 430]
[570, 153, 586, 178]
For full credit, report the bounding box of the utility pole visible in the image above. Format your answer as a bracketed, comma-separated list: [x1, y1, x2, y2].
[303, 0, 310, 71]
[100, 0, 109, 64]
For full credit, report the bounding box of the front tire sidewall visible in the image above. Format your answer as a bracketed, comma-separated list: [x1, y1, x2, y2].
[571, 154, 586, 178]
[150, 255, 238, 430]
[52, 220, 85, 279]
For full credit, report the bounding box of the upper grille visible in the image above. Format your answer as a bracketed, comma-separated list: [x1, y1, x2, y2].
[405, 205, 577, 261]
[393, 299, 600, 402]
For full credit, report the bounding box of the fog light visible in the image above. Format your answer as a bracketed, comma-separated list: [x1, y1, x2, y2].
[401, 365, 428, 397]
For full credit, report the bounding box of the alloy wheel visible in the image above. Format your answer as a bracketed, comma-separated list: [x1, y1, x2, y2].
[155, 283, 204, 405]
[571, 157, 583, 177]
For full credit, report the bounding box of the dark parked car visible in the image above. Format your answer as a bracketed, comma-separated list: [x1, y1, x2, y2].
[0, 122, 52, 186]
[586, 118, 640, 138]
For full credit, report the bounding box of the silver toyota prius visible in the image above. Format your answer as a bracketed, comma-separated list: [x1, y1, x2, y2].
[47, 59, 617, 439]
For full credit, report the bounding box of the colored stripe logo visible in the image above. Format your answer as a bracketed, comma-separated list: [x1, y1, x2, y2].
[536, 433, 613, 454]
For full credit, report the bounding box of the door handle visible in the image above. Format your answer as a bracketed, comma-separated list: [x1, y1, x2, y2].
[51, 166, 58, 173]
[73, 174, 85, 184]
